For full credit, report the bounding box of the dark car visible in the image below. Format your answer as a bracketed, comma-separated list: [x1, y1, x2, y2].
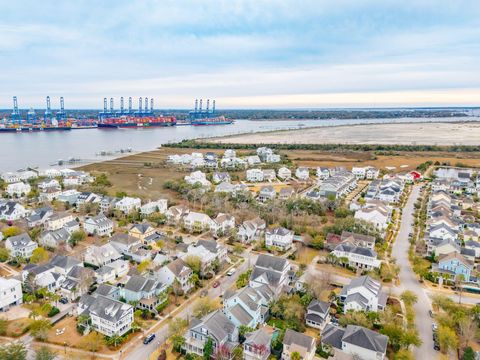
[428, 310, 433, 318]
[212, 281, 220, 288]
[433, 342, 440, 351]
[59, 297, 68, 304]
[143, 334, 156, 345]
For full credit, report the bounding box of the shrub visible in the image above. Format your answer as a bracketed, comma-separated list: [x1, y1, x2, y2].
[47, 307, 60, 317]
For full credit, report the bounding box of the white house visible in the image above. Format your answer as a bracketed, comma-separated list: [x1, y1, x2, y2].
[0, 277, 23, 311]
[184, 171, 211, 188]
[45, 212, 74, 231]
[238, 218, 266, 243]
[212, 172, 231, 184]
[39, 187, 62, 202]
[84, 214, 114, 237]
[84, 243, 122, 267]
[277, 167, 292, 180]
[140, 199, 168, 216]
[5, 233, 38, 260]
[354, 201, 392, 231]
[6, 182, 31, 197]
[340, 276, 387, 313]
[295, 167, 310, 181]
[183, 212, 214, 232]
[265, 227, 294, 251]
[115, 197, 141, 214]
[156, 258, 193, 293]
[0, 201, 27, 221]
[246, 169, 264, 182]
[212, 213, 236, 235]
[1, 172, 20, 184]
[249, 254, 291, 298]
[332, 243, 381, 270]
[38, 178, 60, 191]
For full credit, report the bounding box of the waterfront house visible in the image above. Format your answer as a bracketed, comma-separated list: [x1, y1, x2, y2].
[277, 167, 292, 180]
[115, 197, 141, 214]
[6, 233, 37, 260]
[182, 309, 239, 357]
[340, 276, 387, 313]
[84, 214, 114, 237]
[265, 227, 294, 251]
[6, 182, 31, 197]
[0, 277, 23, 311]
[321, 324, 388, 360]
[140, 199, 168, 216]
[282, 329, 316, 360]
[246, 169, 264, 182]
[305, 299, 330, 330]
[78, 294, 133, 336]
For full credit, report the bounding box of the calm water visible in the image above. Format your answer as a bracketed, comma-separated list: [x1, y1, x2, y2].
[0, 117, 476, 172]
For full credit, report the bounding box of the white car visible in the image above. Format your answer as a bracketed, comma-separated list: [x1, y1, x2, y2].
[227, 268, 236, 276]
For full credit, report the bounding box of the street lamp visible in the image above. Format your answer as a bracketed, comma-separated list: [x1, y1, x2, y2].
[63, 341, 67, 354]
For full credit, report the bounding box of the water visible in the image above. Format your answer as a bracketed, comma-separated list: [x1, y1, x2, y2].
[0, 117, 476, 172]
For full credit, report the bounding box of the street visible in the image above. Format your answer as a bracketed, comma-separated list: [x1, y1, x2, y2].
[391, 184, 438, 359]
[123, 251, 257, 360]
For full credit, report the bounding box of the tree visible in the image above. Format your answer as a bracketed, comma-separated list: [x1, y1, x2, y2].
[0, 247, 10, 262]
[291, 352, 301, 360]
[189, 273, 200, 288]
[29, 319, 52, 341]
[2, 226, 22, 238]
[185, 255, 202, 275]
[0, 342, 27, 360]
[203, 338, 214, 360]
[35, 346, 56, 360]
[79, 331, 104, 352]
[193, 298, 218, 318]
[106, 334, 122, 348]
[169, 318, 188, 336]
[400, 290, 418, 307]
[231, 347, 243, 360]
[137, 259, 151, 273]
[438, 325, 459, 354]
[30, 247, 50, 264]
[458, 317, 477, 352]
[462, 346, 475, 360]
[172, 335, 186, 352]
[69, 230, 86, 247]
[393, 349, 414, 360]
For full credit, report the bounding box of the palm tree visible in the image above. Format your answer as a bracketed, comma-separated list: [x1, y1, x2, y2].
[291, 351, 301, 360]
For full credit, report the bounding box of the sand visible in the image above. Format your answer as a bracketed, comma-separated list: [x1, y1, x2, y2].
[207, 121, 480, 146]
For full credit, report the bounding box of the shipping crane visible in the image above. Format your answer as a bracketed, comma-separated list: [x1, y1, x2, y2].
[11, 96, 21, 123]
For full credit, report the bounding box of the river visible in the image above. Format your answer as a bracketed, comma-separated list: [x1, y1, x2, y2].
[0, 117, 476, 172]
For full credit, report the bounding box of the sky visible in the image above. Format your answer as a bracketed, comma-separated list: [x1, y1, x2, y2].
[1, 0, 480, 109]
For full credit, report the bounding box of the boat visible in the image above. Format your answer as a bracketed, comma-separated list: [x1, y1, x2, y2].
[0, 123, 71, 132]
[190, 115, 233, 126]
[98, 115, 176, 129]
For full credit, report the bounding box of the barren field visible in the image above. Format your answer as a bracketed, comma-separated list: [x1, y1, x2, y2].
[208, 121, 480, 146]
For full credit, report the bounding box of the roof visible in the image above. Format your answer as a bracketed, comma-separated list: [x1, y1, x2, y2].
[130, 223, 153, 234]
[266, 227, 292, 237]
[244, 328, 272, 347]
[229, 303, 253, 325]
[196, 239, 221, 254]
[80, 294, 132, 323]
[166, 258, 191, 277]
[50, 255, 82, 270]
[190, 310, 236, 343]
[124, 275, 157, 293]
[6, 233, 33, 248]
[254, 254, 288, 272]
[341, 231, 375, 245]
[321, 324, 345, 350]
[342, 325, 388, 354]
[307, 299, 330, 315]
[439, 252, 474, 267]
[283, 329, 315, 352]
[110, 233, 139, 246]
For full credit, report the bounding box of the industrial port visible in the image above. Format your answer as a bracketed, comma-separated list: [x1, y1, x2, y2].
[0, 97, 232, 133]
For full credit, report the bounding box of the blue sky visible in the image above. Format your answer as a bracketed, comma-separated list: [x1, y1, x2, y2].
[1, 0, 480, 108]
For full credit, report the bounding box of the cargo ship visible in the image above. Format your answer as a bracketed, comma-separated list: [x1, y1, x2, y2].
[0, 120, 71, 133]
[190, 115, 233, 126]
[98, 115, 176, 129]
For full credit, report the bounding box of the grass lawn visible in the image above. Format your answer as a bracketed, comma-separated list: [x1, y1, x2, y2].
[267, 318, 287, 330]
[6, 317, 33, 337]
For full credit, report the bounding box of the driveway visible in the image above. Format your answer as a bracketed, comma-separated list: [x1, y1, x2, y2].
[391, 184, 438, 359]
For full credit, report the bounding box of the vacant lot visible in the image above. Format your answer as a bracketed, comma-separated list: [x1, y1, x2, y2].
[208, 121, 480, 146]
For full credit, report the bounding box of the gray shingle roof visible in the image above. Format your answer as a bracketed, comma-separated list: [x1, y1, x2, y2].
[283, 329, 315, 352]
[342, 325, 388, 354]
[321, 324, 345, 350]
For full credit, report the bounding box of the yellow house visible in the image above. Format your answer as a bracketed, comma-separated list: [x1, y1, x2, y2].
[128, 223, 156, 244]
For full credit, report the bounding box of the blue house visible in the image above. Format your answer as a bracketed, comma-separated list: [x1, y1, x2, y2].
[437, 252, 474, 280]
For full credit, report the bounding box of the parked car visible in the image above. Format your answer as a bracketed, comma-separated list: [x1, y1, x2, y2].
[143, 334, 156, 345]
[432, 323, 438, 331]
[59, 297, 68, 304]
[433, 342, 440, 351]
[212, 281, 220, 288]
[428, 310, 433, 318]
[200, 289, 208, 298]
[227, 268, 236, 276]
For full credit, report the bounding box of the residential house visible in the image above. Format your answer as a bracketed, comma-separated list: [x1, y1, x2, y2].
[340, 276, 387, 313]
[5, 233, 37, 259]
[262, 169, 276, 182]
[249, 254, 291, 298]
[180, 240, 227, 275]
[76, 192, 101, 206]
[340, 231, 375, 250]
[60, 265, 94, 301]
[39, 228, 70, 249]
[265, 227, 294, 251]
[1, 172, 20, 183]
[140, 199, 168, 216]
[78, 294, 133, 336]
[247, 169, 264, 182]
[465, 240, 480, 258]
[354, 201, 392, 231]
[129, 223, 157, 244]
[183, 212, 214, 232]
[166, 205, 189, 223]
[305, 299, 330, 330]
[121, 275, 168, 311]
[185, 171, 211, 188]
[6, 182, 31, 197]
[257, 186, 276, 202]
[84, 214, 114, 237]
[0, 201, 27, 221]
[84, 243, 122, 267]
[57, 189, 80, 204]
[316, 167, 330, 180]
[182, 310, 239, 357]
[212, 213, 236, 236]
[27, 207, 53, 228]
[318, 171, 357, 199]
[223, 286, 272, 328]
[156, 258, 193, 293]
[279, 187, 295, 200]
[22, 263, 64, 292]
[282, 329, 316, 360]
[99, 196, 118, 213]
[352, 166, 379, 180]
[45, 212, 74, 231]
[243, 328, 273, 360]
[332, 243, 381, 270]
[277, 167, 292, 180]
[0, 277, 22, 311]
[39, 187, 62, 202]
[213, 172, 231, 184]
[434, 252, 474, 280]
[115, 197, 141, 214]
[247, 155, 262, 166]
[295, 167, 310, 181]
[321, 324, 388, 360]
[238, 218, 266, 244]
[37, 178, 60, 191]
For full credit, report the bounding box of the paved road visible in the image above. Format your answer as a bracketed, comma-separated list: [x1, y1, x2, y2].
[391, 185, 438, 359]
[124, 252, 257, 360]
